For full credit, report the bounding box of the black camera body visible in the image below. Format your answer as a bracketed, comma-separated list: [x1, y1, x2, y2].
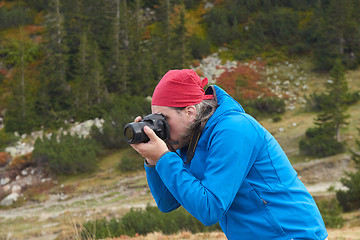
[123, 113, 170, 144]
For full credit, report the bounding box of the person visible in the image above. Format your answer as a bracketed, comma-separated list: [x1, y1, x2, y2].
[130, 69, 328, 240]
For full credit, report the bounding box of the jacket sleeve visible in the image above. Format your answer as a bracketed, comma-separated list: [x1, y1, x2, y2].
[155, 115, 260, 226]
[145, 164, 180, 212]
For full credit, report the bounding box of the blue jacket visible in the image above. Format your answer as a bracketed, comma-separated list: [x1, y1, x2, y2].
[145, 86, 328, 240]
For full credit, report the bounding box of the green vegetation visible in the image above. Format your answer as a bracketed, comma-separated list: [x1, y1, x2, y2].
[316, 199, 344, 229]
[299, 60, 356, 157]
[1, 0, 360, 134]
[337, 129, 360, 212]
[82, 205, 221, 239]
[32, 134, 100, 175]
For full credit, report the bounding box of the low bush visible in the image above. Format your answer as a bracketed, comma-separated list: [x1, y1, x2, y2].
[299, 127, 345, 157]
[243, 97, 285, 118]
[117, 153, 144, 173]
[7, 153, 33, 170]
[82, 205, 221, 239]
[316, 198, 344, 228]
[0, 152, 12, 167]
[0, 130, 19, 151]
[32, 134, 100, 175]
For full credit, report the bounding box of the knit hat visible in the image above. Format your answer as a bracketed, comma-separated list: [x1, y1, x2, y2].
[151, 69, 213, 107]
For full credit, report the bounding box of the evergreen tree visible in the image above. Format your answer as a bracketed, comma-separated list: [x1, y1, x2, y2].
[127, 0, 154, 96]
[318, 59, 350, 142]
[35, 0, 70, 127]
[313, 0, 358, 70]
[151, 0, 172, 79]
[106, 0, 130, 93]
[337, 128, 360, 211]
[72, 32, 107, 120]
[299, 60, 350, 157]
[168, 2, 190, 69]
[4, 32, 40, 133]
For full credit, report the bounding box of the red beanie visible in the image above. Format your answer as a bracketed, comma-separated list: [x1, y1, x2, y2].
[151, 69, 213, 107]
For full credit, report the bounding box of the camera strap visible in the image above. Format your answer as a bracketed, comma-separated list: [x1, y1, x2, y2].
[185, 121, 204, 164]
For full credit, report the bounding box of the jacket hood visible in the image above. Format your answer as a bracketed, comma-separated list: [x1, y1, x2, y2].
[205, 85, 245, 127]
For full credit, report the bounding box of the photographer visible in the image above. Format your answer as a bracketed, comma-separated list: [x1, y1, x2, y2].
[130, 69, 328, 240]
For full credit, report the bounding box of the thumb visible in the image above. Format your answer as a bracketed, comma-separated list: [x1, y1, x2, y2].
[144, 126, 158, 141]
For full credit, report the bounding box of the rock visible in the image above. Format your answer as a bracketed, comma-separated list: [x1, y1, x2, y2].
[0, 177, 10, 186]
[0, 192, 19, 206]
[11, 185, 21, 193]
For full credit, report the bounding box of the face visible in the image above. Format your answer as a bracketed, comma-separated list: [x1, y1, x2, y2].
[151, 105, 197, 150]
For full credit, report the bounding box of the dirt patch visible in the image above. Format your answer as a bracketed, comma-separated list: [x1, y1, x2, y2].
[294, 154, 354, 185]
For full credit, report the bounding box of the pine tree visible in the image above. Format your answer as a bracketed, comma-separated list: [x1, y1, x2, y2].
[337, 128, 360, 211]
[73, 32, 107, 120]
[317, 59, 350, 142]
[106, 0, 130, 93]
[299, 59, 350, 157]
[169, 2, 190, 69]
[35, 0, 70, 126]
[4, 31, 40, 133]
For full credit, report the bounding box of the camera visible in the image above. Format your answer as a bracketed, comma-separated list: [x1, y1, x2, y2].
[123, 113, 170, 144]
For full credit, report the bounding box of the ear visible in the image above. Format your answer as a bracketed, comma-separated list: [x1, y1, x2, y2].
[184, 106, 197, 119]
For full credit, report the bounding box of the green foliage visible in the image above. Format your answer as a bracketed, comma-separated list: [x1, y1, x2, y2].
[82, 205, 221, 239]
[91, 94, 150, 150]
[32, 133, 100, 175]
[299, 126, 345, 157]
[188, 35, 211, 59]
[118, 153, 144, 173]
[0, 130, 19, 151]
[0, 4, 34, 29]
[300, 60, 350, 157]
[316, 198, 344, 228]
[243, 97, 286, 118]
[305, 91, 360, 112]
[336, 129, 360, 211]
[2, 0, 360, 134]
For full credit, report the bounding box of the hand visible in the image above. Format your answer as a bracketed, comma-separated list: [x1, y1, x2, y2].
[130, 117, 169, 165]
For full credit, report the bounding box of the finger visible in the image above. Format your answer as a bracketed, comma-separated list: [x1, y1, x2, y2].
[134, 116, 142, 123]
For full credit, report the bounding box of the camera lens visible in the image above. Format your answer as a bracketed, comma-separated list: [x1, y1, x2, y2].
[123, 122, 149, 144]
[124, 126, 135, 143]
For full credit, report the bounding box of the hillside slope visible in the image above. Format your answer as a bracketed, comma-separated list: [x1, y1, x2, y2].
[1, 60, 360, 239]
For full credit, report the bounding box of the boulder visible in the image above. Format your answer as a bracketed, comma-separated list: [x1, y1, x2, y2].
[0, 192, 19, 206]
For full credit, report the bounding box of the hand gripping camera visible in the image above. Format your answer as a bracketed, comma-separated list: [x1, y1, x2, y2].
[123, 113, 170, 144]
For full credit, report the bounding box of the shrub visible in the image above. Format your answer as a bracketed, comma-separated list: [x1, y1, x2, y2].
[82, 205, 221, 239]
[316, 199, 344, 228]
[242, 97, 285, 118]
[117, 154, 144, 173]
[32, 134, 100, 175]
[0, 152, 12, 167]
[0, 130, 19, 151]
[8, 153, 33, 170]
[299, 127, 345, 157]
